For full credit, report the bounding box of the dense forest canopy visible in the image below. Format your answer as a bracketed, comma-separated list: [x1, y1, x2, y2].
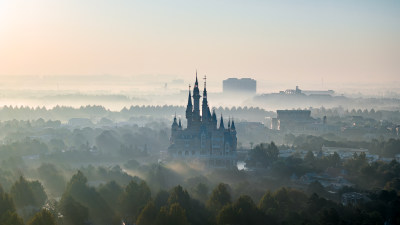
[0, 104, 399, 224]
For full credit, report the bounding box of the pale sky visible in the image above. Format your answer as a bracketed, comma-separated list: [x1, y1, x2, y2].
[0, 0, 399, 90]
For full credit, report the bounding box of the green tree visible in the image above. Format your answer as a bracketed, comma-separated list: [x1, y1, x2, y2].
[64, 171, 118, 225]
[168, 185, 191, 209]
[304, 150, 315, 164]
[154, 190, 169, 209]
[384, 178, 400, 192]
[37, 163, 66, 196]
[168, 185, 210, 225]
[58, 194, 88, 225]
[217, 195, 266, 225]
[246, 142, 279, 167]
[258, 190, 278, 215]
[30, 181, 48, 207]
[0, 211, 24, 225]
[98, 180, 123, 210]
[10, 176, 35, 208]
[120, 180, 152, 223]
[10, 176, 47, 209]
[192, 183, 209, 202]
[0, 189, 15, 216]
[284, 133, 296, 145]
[136, 201, 157, 225]
[0, 189, 24, 225]
[155, 203, 189, 225]
[326, 152, 341, 167]
[28, 209, 56, 225]
[318, 208, 340, 225]
[207, 183, 231, 213]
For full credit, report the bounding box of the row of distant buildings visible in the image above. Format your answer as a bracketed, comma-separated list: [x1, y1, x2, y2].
[222, 78, 335, 97]
[279, 85, 335, 96]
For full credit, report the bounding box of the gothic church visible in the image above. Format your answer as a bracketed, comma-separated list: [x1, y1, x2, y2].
[168, 73, 237, 168]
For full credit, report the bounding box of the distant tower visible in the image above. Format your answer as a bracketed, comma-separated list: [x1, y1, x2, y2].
[219, 114, 225, 130]
[231, 119, 237, 149]
[171, 114, 179, 132]
[192, 71, 201, 122]
[211, 109, 217, 129]
[170, 114, 179, 145]
[186, 85, 193, 128]
[202, 75, 211, 122]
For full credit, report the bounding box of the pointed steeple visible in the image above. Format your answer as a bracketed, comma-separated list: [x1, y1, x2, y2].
[211, 109, 217, 129]
[171, 113, 178, 130]
[231, 118, 235, 130]
[212, 109, 217, 121]
[186, 85, 193, 128]
[192, 71, 201, 120]
[203, 75, 207, 98]
[195, 70, 198, 85]
[187, 85, 192, 106]
[178, 118, 182, 128]
[219, 114, 225, 129]
[228, 117, 231, 129]
[202, 75, 210, 121]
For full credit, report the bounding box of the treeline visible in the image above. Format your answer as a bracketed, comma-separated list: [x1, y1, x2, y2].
[284, 134, 400, 157]
[1, 171, 399, 225]
[0, 105, 273, 122]
[0, 122, 169, 160]
[310, 107, 400, 123]
[246, 142, 400, 191]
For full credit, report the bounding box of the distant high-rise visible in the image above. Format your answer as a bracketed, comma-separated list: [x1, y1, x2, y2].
[223, 78, 256, 94]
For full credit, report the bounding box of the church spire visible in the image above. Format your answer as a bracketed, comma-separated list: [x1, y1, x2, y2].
[195, 70, 198, 85]
[219, 114, 225, 129]
[203, 75, 207, 98]
[171, 113, 178, 130]
[202, 75, 210, 121]
[192, 71, 201, 121]
[186, 84, 193, 128]
[187, 84, 192, 106]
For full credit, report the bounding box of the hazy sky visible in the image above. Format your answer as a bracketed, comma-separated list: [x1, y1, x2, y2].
[0, 0, 399, 89]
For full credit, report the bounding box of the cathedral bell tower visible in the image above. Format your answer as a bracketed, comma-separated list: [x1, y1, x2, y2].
[192, 71, 201, 122]
[185, 85, 193, 128]
[202, 75, 211, 122]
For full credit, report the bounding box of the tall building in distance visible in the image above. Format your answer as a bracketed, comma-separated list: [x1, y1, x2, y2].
[168, 72, 237, 168]
[223, 78, 256, 94]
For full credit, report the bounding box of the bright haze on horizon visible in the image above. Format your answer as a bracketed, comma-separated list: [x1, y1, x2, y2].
[0, 0, 399, 94]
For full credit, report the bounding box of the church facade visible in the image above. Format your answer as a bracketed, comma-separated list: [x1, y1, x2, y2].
[168, 73, 237, 168]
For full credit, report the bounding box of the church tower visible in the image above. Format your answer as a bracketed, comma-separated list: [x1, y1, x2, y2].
[192, 71, 201, 122]
[168, 71, 237, 168]
[185, 85, 193, 128]
[202, 76, 211, 122]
